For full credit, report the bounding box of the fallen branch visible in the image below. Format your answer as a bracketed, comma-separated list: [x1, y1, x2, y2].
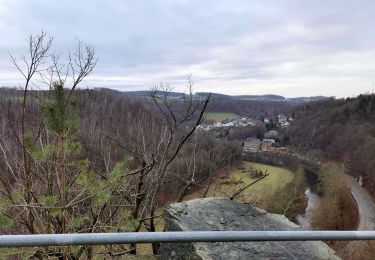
[229, 171, 269, 200]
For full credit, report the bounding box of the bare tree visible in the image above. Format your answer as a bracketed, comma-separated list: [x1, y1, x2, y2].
[9, 32, 53, 234]
[229, 170, 269, 201]
[108, 78, 211, 254]
[176, 130, 199, 202]
[1, 32, 212, 257]
[0, 32, 139, 259]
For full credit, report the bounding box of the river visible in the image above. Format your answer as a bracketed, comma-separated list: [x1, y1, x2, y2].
[295, 169, 320, 230]
[296, 188, 319, 229]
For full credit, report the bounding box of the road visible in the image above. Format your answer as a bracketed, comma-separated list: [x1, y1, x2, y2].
[291, 152, 375, 230]
[246, 150, 375, 230]
[348, 177, 375, 230]
[345, 177, 375, 256]
[292, 152, 375, 231]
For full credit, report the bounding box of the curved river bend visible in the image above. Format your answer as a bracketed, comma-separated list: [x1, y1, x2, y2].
[296, 188, 319, 229]
[296, 169, 320, 230]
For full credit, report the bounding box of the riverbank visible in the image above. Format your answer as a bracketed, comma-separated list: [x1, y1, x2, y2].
[296, 188, 319, 229]
[311, 162, 358, 231]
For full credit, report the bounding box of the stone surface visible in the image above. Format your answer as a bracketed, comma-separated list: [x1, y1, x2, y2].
[159, 197, 340, 260]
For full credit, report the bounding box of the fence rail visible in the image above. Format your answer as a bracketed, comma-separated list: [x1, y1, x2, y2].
[1, 231, 375, 247]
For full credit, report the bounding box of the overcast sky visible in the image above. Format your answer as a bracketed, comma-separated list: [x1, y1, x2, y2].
[1, 0, 375, 97]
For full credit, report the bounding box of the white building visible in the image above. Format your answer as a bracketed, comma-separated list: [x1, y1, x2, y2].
[278, 114, 288, 123]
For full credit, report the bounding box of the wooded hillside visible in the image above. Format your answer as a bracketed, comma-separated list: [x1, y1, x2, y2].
[287, 94, 375, 196]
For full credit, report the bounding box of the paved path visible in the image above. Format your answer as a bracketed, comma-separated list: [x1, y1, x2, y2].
[348, 177, 375, 230]
[345, 177, 375, 257]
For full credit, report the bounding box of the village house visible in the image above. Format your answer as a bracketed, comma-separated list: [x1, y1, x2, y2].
[278, 114, 288, 124]
[261, 138, 275, 151]
[244, 137, 261, 151]
[223, 121, 235, 127]
[271, 142, 281, 152]
[264, 130, 278, 138]
[197, 124, 211, 131]
[244, 137, 287, 153]
[213, 122, 222, 127]
[198, 117, 261, 133]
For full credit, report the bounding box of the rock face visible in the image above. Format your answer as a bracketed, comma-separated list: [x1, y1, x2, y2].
[160, 198, 340, 260]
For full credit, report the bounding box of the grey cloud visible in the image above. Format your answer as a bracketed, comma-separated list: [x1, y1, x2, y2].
[1, 0, 375, 97]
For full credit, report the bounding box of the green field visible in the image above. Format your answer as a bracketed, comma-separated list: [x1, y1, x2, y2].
[186, 162, 294, 203]
[204, 112, 239, 122]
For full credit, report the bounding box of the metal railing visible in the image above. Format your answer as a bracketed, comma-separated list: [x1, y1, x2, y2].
[1, 231, 375, 247]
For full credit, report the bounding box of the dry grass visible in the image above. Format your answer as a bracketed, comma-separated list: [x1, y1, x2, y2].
[335, 241, 375, 260]
[311, 163, 358, 231]
[136, 215, 164, 255]
[311, 162, 362, 259]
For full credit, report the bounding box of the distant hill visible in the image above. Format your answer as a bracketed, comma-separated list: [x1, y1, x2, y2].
[235, 94, 285, 101]
[195, 92, 230, 99]
[95, 88, 122, 95]
[96, 88, 186, 98]
[95, 88, 329, 103]
[286, 96, 331, 103]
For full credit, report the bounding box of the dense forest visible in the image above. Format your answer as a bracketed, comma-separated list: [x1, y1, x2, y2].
[0, 85, 244, 257]
[287, 94, 375, 196]
[0, 33, 240, 258]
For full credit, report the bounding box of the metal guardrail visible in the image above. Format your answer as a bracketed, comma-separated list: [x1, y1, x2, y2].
[1, 231, 375, 247]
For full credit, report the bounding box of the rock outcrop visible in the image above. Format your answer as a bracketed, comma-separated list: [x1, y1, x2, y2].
[160, 197, 340, 260]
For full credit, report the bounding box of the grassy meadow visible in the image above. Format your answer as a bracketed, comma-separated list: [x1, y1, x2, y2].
[204, 112, 239, 122]
[186, 162, 294, 203]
